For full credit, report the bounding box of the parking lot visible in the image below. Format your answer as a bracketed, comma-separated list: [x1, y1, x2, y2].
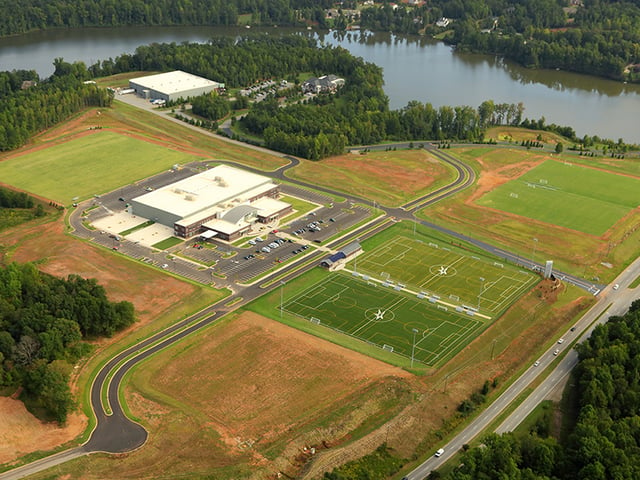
[72, 163, 372, 287]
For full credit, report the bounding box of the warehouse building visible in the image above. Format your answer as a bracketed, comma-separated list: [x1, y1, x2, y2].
[128, 70, 224, 102]
[130, 165, 291, 241]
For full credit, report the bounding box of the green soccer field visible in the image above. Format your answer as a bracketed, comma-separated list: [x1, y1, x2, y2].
[351, 235, 536, 316]
[476, 160, 640, 235]
[282, 234, 537, 366]
[0, 131, 201, 203]
[283, 272, 484, 366]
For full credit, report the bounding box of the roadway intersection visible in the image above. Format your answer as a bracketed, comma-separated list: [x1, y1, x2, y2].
[0, 112, 626, 479]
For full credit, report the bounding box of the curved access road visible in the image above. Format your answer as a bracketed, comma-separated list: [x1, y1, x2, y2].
[1, 110, 605, 479]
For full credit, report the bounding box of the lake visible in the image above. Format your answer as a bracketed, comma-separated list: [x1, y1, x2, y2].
[1, 26, 639, 143]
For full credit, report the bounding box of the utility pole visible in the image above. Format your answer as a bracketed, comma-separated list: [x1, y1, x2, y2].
[280, 281, 285, 319]
[411, 328, 419, 368]
[531, 237, 538, 270]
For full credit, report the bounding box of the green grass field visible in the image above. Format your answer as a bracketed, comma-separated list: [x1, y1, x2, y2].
[0, 131, 200, 203]
[351, 235, 536, 316]
[283, 272, 484, 366]
[282, 235, 537, 366]
[476, 160, 640, 235]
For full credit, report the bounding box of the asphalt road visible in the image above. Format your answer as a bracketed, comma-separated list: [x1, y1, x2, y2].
[405, 256, 640, 480]
[0, 104, 618, 479]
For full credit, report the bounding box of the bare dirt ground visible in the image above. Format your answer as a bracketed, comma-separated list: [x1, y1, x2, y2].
[289, 149, 451, 206]
[0, 213, 199, 466]
[0, 101, 278, 469]
[80, 280, 584, 480]
[0, 395, 85, 465]
[60, 311, 414, 479]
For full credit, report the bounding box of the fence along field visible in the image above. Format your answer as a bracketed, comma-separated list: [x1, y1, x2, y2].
[476, 160, 640, 236]
[282, 236, 537, 366]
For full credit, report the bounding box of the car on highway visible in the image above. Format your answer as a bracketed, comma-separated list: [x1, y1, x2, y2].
[435, 448, 444, 457]
[557, 338, 564, 344]
[613, 283, 620, 290]
[534, 360, 540, 367]
[553, 349, 560, 356]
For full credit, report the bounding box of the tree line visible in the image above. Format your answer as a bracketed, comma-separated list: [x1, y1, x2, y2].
[0, 61, 113, 151]
[4, 36, 636, 159]
[0, 0, 335, 37]
[0, 262, 136, 423]
[2, 0, 639, 83]
[0, 187, 35, 209]
[436, 299, 640, 480]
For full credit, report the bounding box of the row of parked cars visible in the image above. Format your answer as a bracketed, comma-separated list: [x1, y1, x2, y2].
[257, 238, 292, 254]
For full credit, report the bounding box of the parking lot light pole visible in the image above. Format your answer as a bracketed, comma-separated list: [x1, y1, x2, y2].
[411, 328, 419, 368]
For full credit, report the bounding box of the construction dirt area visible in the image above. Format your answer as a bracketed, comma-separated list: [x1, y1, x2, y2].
[0, 211, 203, 466]
[0, 107, 599, 478]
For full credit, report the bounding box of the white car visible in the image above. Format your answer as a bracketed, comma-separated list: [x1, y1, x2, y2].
[613, 283, 620, 290]
[435, 448, 444, 457]
[534, 361, 540, 367]
[557, 338, 564, 344]
[161, 263, 168, 269]
[553, 349, 560, 356]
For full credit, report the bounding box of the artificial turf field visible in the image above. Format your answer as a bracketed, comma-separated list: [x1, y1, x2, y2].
[0, 131, 200, 203]
[476, 160, 640, 235]
[283, 235, 537, 366]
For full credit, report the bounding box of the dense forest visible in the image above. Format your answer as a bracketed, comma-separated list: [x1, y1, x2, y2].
[0, 61, 113, 151]
[0, 263, 135, 423]
[355, 0, 640, 82]
[0, 0, 334, 36]
[1, 0, 639, 82]
[436, 299, 640, 480]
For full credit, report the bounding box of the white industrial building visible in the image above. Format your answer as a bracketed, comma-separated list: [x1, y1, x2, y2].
[130, 165, 291, 241]
[128, 70, 224, 102]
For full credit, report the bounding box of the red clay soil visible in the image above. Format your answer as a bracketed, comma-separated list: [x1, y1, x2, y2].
[0, 214, 197, 466]
[323, 151, 448, 196]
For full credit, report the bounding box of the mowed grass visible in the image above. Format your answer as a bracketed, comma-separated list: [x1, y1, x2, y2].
[282, 233, 536, 367]
[352, 235, 537, 316]
[477, 160, 640, 235]
[0, 131, 200, 203]
[283, 272, 483, 367]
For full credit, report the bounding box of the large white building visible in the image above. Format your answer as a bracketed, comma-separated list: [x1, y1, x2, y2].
[130, 165, 291, 240]
[129, 70, 224, 102]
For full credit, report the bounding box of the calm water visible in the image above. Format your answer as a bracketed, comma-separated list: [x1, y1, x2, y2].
[1, 26, 639, 142]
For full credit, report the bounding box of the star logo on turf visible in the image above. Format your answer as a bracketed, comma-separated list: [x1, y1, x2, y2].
[374, 309, 386, 320]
